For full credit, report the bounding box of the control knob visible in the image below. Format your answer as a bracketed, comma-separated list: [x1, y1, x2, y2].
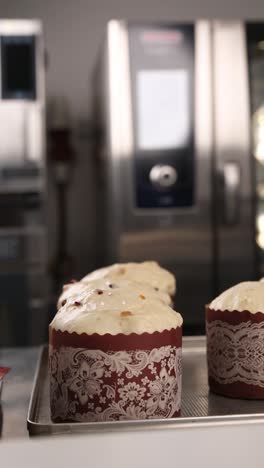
[149, 164, 178, 190]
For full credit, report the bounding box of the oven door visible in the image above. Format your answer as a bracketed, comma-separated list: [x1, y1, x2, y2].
[105, 20, 214, 333]
[246, 22, 264, 280]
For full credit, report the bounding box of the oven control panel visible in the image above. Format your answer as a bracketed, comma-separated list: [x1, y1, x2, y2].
[129, 24, 195, 208]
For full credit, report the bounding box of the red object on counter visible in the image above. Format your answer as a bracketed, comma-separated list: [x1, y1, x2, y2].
[0, 367, 10, 380]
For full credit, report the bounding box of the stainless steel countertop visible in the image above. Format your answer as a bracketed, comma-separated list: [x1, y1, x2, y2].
[0, 347, 39, 439]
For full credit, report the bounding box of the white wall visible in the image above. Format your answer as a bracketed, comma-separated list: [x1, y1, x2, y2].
[1, 0, 264, 277]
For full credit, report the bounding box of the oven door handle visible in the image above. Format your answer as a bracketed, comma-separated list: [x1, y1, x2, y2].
[222, 162, 240, 225]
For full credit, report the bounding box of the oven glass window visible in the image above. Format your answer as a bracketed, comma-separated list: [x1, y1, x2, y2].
[1, 35, 36, 99]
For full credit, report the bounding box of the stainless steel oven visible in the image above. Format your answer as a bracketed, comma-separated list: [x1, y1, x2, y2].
[93, 20, 264, 333]
[0, 20, 48, 346]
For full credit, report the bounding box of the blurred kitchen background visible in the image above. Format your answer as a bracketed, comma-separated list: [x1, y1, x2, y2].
[0, 0, 264, 345]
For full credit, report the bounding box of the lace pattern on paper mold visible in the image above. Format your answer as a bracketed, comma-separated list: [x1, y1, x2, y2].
[50, 345, 182, 421]
[207, 320, 264, 387]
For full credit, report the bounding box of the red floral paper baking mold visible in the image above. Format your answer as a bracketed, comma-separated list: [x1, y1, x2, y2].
[49, 327, 182, 422]
[206, 307, 264, 399]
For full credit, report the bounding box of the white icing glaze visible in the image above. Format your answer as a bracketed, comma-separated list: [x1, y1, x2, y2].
[209, 281, 264, 313]
[57, 278, 172, 310]
[57, 282, 90, 309]
[81, 261, 176, 296]
[51, 279, 182, 335]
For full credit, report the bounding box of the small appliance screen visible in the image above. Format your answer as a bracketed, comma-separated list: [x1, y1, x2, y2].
[1, 36, 36, 99]
[137, 69, 190, 150]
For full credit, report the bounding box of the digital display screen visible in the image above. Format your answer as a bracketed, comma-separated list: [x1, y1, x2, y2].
[137, 69, 190, 150]
[1, 36, 36, 99]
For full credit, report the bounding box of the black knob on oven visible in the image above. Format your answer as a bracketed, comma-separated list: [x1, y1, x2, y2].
[149, 164, 178, 190]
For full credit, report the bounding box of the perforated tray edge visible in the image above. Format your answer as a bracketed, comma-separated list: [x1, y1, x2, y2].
[27, 341, 264, 436]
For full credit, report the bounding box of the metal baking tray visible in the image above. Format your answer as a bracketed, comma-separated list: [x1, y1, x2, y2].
[27, 337, 264, 436]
